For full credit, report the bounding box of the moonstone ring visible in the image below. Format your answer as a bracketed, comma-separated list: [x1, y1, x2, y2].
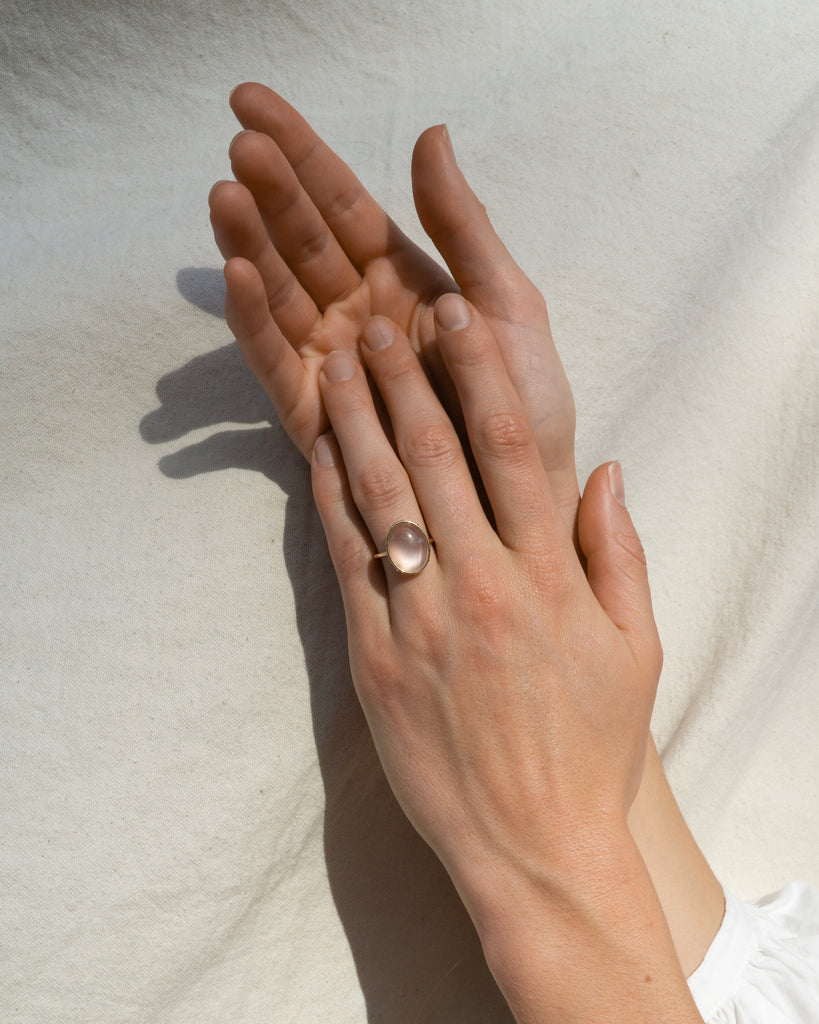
[374, 521, 434, 575]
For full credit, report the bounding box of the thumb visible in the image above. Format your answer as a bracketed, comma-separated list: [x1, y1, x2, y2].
[578, 462, 662, 673]
[411, 125, 534, 309]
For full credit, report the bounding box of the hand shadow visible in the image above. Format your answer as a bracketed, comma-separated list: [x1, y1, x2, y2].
[140, 266, 513, 1023]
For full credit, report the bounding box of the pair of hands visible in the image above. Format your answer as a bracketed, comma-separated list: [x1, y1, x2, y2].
[209, 84, 579, 525]
[210, 83, 683, 1022]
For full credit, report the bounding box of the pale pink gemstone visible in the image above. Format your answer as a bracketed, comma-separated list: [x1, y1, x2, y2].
[386, 521, 429, 574]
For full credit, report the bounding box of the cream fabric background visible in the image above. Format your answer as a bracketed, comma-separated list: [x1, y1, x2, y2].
[2, 2, 817, 1021]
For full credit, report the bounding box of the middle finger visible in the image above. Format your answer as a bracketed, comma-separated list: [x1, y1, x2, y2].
[230, 130, 362, 311]
[359, 317, 492, 558]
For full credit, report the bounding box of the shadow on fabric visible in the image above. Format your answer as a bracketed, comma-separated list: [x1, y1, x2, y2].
[136, 265, 512, 1023]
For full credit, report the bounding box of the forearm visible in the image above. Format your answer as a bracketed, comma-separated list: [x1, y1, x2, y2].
[457, 824, 706, 1024]
[628, 738, 725, 977]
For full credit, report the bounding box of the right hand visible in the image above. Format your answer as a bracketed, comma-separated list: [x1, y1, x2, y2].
[308, 298, 694, 1024]
[209, 83, 579, 529]
[312, 298, 662, 871]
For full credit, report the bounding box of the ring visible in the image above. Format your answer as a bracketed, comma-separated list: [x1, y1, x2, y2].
[374, 521, 435, 575]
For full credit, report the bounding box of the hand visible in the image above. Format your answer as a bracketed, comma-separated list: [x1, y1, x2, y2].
[210, 84, 723, 990]
[310, 295, 699, 1023]
[209, 83, 579, 528]
[311, 293, 660, 880]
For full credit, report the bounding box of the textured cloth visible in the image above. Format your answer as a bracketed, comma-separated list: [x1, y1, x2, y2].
[1, 2, 818, 1022]
[690, 884, 819, 1023]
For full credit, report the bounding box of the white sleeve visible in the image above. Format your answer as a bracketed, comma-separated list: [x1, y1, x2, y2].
[688, 882, 819, 1022]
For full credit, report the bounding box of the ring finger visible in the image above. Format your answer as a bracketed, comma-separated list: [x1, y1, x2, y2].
[318, 350, 436, 585]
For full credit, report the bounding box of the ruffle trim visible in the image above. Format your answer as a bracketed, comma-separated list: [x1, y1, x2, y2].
[688, 881, 819, 1023]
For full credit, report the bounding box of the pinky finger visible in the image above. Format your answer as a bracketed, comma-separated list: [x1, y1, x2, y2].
[224, 256, 318, 455]
[311, 434, 389, 636]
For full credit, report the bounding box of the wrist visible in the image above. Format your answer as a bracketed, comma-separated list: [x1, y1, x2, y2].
[450, 810, 631, 933]
[452, 823, 703, 1024]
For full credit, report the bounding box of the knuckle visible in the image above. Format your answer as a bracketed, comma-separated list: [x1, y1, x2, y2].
[465, 563, 505, 614]
[454, 557, 512, 642]
[332, 530, 368, 579]
[446, 329, 487, 372]
[322, 180, 365, 224]
[415, 607, 450, 657]
[402, 420, 459, 469]
[613, 528, 648, 570]
[356, 643, 396, 691]
[290, 135, 322, 177]
[477, 409, 533, 459]
[355, 655, 401, 710]
[525, 549, 575, 601]
[354, 461, 407, 516]
[265, 269, 300, 312]
[372, 347, 414, 389]
[437, 201, 488, 254]
[392, 598, 449, 664]
[271, 377, 315, 446]
[292, 227, 330, 267]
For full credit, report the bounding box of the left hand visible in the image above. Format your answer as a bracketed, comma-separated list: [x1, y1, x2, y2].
[310, 291, 663, 906]
[209, 84, 579, 527]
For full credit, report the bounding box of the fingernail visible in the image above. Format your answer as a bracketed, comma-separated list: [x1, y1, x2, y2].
[313, 434, 336, 467]
[363, 317, 395, 351]
[208, 179, 231, 202]
[323, 350, 356, 382]
[608, 461, 626, 506]
[229, 129, 254, 151]
[435, 293, 470, 332]
[441, 124, 454, 154]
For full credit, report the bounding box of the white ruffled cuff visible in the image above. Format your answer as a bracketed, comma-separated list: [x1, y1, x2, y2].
[688, 881, 819, 1023]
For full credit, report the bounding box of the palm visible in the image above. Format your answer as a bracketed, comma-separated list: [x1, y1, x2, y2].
[286, 262, 445, 446]
[210, 84, 579, 524]
[298, 247, 451, 386]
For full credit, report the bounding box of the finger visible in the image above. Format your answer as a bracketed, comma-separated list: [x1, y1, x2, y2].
[578, 463, 663, 674]
[434, 294, 566, 553]
[317, 350, 434, 583]
[311, 433, 390, 635]
[359, 317, 490, 555]
[224, 256, 324, 455]
[230, 82, 436, 271]
[226, 87, 473, 446]
[412, 125, 546, 320]
[209, 179, 321, 344]
[229, 129, 361, 310]
[412, 128, 580, 524]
